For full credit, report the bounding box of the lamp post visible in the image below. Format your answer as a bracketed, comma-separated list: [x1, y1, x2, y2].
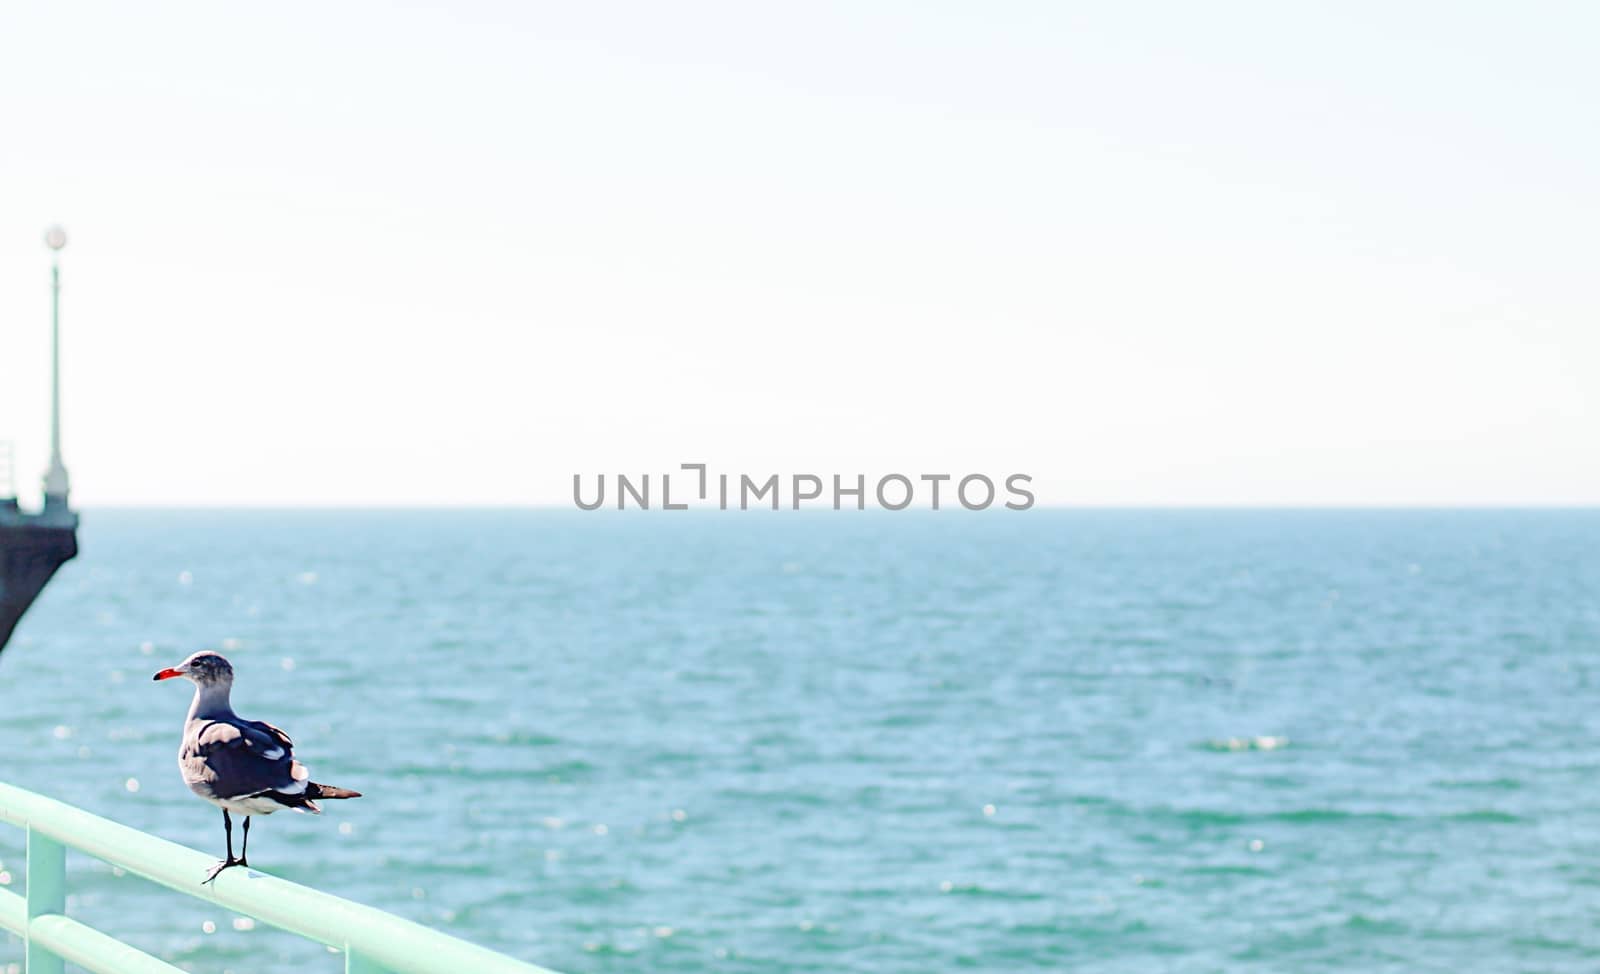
[42, 225, 71, 511]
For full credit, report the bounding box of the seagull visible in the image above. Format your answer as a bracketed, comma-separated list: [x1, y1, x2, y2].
[153, 651, 361, 883]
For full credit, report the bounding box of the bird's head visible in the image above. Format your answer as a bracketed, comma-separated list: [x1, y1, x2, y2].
[153, 651, 234, 687]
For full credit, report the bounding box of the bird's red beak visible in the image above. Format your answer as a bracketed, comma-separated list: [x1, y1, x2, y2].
[152, 667, 184, 681]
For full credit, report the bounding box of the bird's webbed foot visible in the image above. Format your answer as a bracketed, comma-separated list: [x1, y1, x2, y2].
[203, 857, 244, 884]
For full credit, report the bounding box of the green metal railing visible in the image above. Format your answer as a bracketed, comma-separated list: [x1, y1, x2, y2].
[0, 782, 561, 974]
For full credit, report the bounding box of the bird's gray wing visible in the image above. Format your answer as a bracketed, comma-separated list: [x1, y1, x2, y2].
[182, 718, 300, 801]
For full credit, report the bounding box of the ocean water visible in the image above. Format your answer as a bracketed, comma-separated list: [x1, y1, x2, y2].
[2, 509, 1599, 974]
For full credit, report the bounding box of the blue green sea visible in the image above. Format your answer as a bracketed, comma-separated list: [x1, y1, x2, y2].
[2, 510, 1598, 973]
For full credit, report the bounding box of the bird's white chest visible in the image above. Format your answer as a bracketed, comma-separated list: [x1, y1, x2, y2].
[207, 794, 286, 816]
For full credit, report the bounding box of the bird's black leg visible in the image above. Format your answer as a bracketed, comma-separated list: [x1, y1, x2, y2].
[239, 815, 250, 867]
[203, 809, 243, 884]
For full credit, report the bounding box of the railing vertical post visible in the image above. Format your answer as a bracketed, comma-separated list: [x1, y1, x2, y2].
[346, 946, 391, 974]
[25, 826, 66, 974]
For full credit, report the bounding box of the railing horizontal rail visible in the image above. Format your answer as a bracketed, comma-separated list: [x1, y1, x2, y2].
[0, 884, 23, 934]
[24, 911, 188, 974]
[0, 781, 561, 974]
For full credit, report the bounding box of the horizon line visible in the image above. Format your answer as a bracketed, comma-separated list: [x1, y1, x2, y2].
[45, 502, 1600, 512]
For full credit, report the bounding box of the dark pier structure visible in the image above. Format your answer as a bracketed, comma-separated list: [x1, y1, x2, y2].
[0, 505, 77, 654]
[0, 225, 79, 657]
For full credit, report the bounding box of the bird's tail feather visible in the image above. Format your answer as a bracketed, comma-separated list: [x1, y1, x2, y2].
[272, 782, 360, 814]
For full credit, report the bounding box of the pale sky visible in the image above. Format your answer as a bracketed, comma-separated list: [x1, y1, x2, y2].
[0, 2, 1594, 506]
